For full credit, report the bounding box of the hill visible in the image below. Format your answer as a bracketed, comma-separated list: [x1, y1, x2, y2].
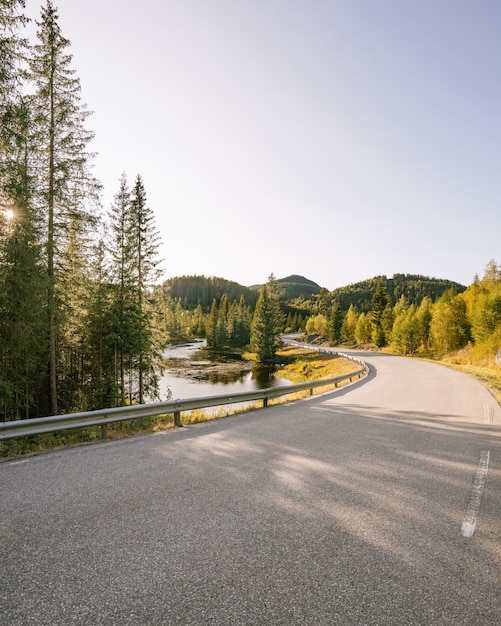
[162, 273, 466, 314]
[162, 275, 259, 311]
[250, 275, 323, 300]
[328, 274, 466, 312]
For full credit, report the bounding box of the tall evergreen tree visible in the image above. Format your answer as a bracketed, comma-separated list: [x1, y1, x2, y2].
[108, 173, 134, 404]
[0, 2, 47, 420]
[217, 293, 229, 347]
[82, 236, 116, 409]
[128, 174, 162, 403]
[0, 1, 26, 105]
[206, 298, 218, 349]
[250, 274, 284, 362]
[328, 302, 344, 346]
[28, 0, 100, 414]
[370, 277, 390, 347]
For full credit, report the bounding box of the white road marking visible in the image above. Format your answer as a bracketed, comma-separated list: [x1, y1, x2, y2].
[484, 404, 494, 423]
[461, 450, 490, 538]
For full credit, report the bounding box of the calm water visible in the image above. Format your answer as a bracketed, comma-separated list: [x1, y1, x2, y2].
[159, 340, 291, 401]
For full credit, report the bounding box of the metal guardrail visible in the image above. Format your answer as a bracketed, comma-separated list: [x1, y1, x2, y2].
[0, 346, 368, 441]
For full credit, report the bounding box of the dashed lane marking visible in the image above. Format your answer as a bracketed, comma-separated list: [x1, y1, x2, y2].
[461, 450, 490, 538]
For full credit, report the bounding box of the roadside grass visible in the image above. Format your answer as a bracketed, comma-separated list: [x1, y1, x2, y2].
[275, 345, 359, 382]
[0, 415, 178, 459]
[0, 347, 360, 459]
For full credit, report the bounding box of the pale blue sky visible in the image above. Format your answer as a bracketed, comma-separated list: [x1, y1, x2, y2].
[25, 1, 501, 290]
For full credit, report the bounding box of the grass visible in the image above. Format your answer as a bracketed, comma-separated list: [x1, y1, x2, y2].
[3, 342, 498, 461]
[275, 345, 360, 382]
[0, 347, 361, 459]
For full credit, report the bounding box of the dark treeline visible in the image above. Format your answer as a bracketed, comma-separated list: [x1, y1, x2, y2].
[163, 275, 259, 312]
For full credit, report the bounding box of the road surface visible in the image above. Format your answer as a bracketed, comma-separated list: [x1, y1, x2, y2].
[1, 350, 501, 625]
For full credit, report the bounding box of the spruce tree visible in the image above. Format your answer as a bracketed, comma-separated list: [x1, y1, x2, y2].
[328, 302, 344, 346]
[28, 0, 100, 414]
[0, 1, 47, 420]
[250, 274, 284, 363]
[370, 277, 390, 347]
[128, 174, 162, 403]
[108, 173, 134, 404]
[206, 299, 218, 349]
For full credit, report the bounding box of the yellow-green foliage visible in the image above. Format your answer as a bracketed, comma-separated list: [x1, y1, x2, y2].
[276, 346, 358, 383]
[305, 314, 328, 336]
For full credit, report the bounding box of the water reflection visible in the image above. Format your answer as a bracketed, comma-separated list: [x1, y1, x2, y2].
[251, 363, 279, 387]
[159, 341, 290, 401]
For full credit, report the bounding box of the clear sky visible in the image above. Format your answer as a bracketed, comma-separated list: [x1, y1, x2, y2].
[24, 0, 501, 290]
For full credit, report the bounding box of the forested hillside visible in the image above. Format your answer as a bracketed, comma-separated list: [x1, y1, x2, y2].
[302, 262, 500, 362]
[1, 3, 498, 424]
[163, 275, 258, 311]
[291, 274, 466, 313]
[251, 275, 322, 300]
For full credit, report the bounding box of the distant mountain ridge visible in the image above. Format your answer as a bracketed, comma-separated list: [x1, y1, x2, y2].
[163, 273, 466, 312]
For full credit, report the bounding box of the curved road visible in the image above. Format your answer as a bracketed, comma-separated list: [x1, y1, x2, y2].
[1, 350, 501, 625]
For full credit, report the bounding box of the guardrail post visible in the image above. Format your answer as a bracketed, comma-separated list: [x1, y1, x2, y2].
[173, 410, 181, 427]
[101, 423, 108, 439]
[263, 395, 268, 408]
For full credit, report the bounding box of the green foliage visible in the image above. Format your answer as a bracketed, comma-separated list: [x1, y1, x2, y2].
[328, 274, 466, 313]
[305, 314, 328, 336]
[164, 275, 258, 311]
[370, 277, 390, 347]
[430, 289, 470, 355]
[328, 302, 344, 345]
[300, 263, 500, 360]
[250, 274, 284, 362]
[354, 312, 372, 344]
[251, 274, 322, 302]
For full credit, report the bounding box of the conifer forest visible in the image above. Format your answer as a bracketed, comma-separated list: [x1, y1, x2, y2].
[1, 2, 500, 422]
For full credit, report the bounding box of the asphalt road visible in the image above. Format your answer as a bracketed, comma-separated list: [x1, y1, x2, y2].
[1, 351, 501, 625]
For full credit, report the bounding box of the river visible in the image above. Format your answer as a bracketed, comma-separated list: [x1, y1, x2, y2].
[159, 340, 291, 401]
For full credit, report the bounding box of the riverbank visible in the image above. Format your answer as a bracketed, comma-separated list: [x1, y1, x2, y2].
[1, 345, 358, 459]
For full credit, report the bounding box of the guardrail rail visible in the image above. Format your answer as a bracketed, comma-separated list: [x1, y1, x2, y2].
[0, 345, 368, 442]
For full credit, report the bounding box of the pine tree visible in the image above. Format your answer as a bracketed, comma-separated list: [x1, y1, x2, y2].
[206, 299, 218, 348]
[83, 236, 116, 409]
[28, 0, 100, 414]
[107, 173, 162, 404]
[370, 277, 390, 347]
[108, 173, 133, 404]
[0, 1, 27, 105]
[250, 274, 284, 363]
[128, 175, 162, 403]
[216, 294, 229, 348]
[235, 295, 251, 346]
[316, 287, 331, 316]
[0, 2, 47, 420]
[328, 302, 344, 346]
